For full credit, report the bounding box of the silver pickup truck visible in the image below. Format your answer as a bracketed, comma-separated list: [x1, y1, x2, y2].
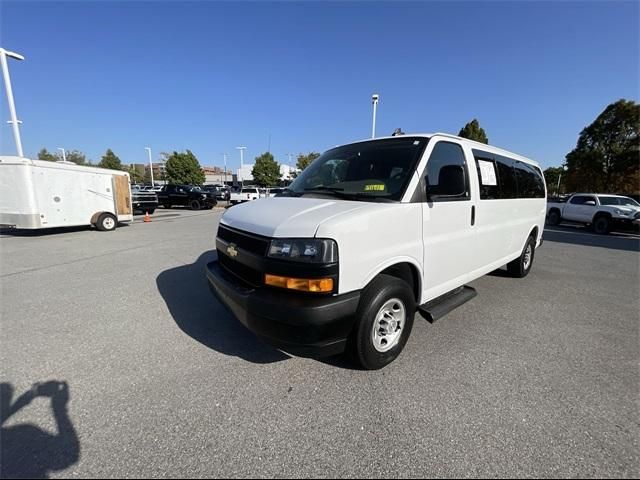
[547, 193, 640, 234]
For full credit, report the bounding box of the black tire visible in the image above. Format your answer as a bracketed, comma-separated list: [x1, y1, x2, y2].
[190, 199, 201, 210]
[507, 235, 536, 278]
[593, 215, 611, 235]
[163, 203, 172, 209]
[95, 212, 117, 232]
[350, 274, 416, 370]
[147, 208, 156, 215]
[547, 209, 561, 226]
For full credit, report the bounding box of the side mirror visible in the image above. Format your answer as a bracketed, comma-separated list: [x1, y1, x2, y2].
[427, 165, 466, 199]
[585, 200, 596, 206]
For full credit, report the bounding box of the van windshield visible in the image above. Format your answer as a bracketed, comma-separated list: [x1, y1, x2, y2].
[285, 137, 428, 202]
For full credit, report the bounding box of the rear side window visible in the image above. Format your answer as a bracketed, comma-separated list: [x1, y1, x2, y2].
[473, 149, 542, 199]
[514, 162, 545, 198]
[425, 142, 470, 201]
[570, 195, 590, 205]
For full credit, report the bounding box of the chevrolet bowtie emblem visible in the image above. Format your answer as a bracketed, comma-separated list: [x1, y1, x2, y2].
[227, 243, 238, 258]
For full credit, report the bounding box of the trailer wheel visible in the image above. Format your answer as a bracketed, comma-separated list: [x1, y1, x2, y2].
[96, 213, 117, 232]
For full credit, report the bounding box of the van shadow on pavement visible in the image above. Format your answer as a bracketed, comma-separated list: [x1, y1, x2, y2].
[543, 224, 640, 252]
[156, 251, 289, 364]
[0, 380, 80, 479]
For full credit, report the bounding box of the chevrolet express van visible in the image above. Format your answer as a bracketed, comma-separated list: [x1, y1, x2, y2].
[206, 133, 546, 369]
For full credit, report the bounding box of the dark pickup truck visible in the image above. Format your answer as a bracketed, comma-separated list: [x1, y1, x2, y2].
[157, 185, 217, 210]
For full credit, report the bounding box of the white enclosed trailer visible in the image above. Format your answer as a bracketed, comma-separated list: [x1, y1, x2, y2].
[0, 156, 133, 231]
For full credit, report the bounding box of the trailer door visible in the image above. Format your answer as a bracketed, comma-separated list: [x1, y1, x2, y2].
[113, 175, 132, 215]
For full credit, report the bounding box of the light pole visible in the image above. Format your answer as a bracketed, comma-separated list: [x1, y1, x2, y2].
[371, 93, 379, 139]
[145, 147, 154, 186]
[236, 146, 246, 168]
[222, 153, 228, 185]
[57, 147, 66, 162]
[0, 47, 25, 157]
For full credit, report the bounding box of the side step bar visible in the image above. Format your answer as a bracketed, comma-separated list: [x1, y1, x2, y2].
[417, 286, 477, 323]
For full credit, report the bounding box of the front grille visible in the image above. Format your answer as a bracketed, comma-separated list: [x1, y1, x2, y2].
[218, 250, 263, 287]
[217, 225, 270, 256]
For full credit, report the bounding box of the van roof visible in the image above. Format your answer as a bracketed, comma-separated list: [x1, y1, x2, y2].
[338, 133, 540, 168]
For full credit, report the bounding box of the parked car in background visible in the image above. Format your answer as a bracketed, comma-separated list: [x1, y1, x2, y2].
[547, 193, 640, 233]
[131, 189, 159, 214]
[229, 186, 264, 204]
[203, 184, 231, 201]
[267, 187, 284, 197]
[157, 184, 217, 210]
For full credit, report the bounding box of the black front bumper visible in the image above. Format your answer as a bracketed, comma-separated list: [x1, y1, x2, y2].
[206, 260, 360, 357]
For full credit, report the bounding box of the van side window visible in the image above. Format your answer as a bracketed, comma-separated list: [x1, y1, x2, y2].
[425, 142, 469, 201]
[475, 157, 499, 200]
[514, 162, 545, 198]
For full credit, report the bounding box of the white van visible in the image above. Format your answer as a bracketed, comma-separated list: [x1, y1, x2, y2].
[206, 133, 547, 369]
[0, 157, 133, 231]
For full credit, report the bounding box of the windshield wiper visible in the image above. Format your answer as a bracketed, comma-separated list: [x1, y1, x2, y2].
[302, 187, 394, 202]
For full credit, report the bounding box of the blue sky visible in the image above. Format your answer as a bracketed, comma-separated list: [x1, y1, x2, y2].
[1, 1, 638, 170]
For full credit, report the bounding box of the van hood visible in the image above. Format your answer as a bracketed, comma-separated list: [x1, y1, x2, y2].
[220, 197, 370, 238]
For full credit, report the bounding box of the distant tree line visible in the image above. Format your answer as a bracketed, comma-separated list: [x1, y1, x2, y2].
[37, 100, 635, 194]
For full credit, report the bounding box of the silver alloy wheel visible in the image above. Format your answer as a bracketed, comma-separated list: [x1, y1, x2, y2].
[523, 244, 533, 270]
[372, 298, 406, 353]
[103, 216, 116, 230]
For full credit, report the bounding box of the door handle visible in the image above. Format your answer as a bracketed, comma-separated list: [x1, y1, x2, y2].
[471, 205, 476, 226]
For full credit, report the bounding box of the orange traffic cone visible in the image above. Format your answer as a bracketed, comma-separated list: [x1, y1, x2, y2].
[144, 211, 152, 223]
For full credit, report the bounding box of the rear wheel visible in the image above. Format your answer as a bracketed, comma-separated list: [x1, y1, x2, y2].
[350, 274, 415, 370]
[190, 199, 201, 210]
[547, 209, 561, 226]
[593, 215, 611, 234]
[507, 235, 535, 278]
[95, 212, 117, 232]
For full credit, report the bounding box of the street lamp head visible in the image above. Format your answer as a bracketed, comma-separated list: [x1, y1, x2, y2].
[0, 48, 25, 61]
[372, 93, 379, 103]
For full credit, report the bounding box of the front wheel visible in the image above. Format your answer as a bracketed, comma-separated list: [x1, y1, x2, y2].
[95, 212, 118, 232]
[507, 235, 535, 278]
[593, 215, 611, 235]
[350, 274, 415, 370]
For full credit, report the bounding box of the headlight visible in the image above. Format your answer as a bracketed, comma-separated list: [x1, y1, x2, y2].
[268, 238, 338, 263]
[614, 208, 630, 216]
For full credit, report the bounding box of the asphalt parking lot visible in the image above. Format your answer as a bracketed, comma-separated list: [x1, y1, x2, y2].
[1, 210, 638, 478]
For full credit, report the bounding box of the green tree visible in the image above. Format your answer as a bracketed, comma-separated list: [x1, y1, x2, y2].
[565, 99, 640, 193]
[65, 150, 88, 166]
[98, 149, 123, 170]
[37, 148, 59, 162]
[296, 152, 320, 172]
[165, 150, 205, 185]
[458, 119, 489, 144]
[543, 167, 566, 195]
[251, 152, 281, 186]
[128, 164, 144, 183]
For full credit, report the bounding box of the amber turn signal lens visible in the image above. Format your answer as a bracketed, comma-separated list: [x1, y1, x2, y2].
[265, 274, 333, 293]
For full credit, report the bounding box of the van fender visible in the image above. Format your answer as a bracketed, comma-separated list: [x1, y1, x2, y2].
[361, 256, 423, 294]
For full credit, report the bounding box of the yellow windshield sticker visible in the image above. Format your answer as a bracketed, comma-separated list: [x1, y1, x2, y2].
[364, 184, 385, 191]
